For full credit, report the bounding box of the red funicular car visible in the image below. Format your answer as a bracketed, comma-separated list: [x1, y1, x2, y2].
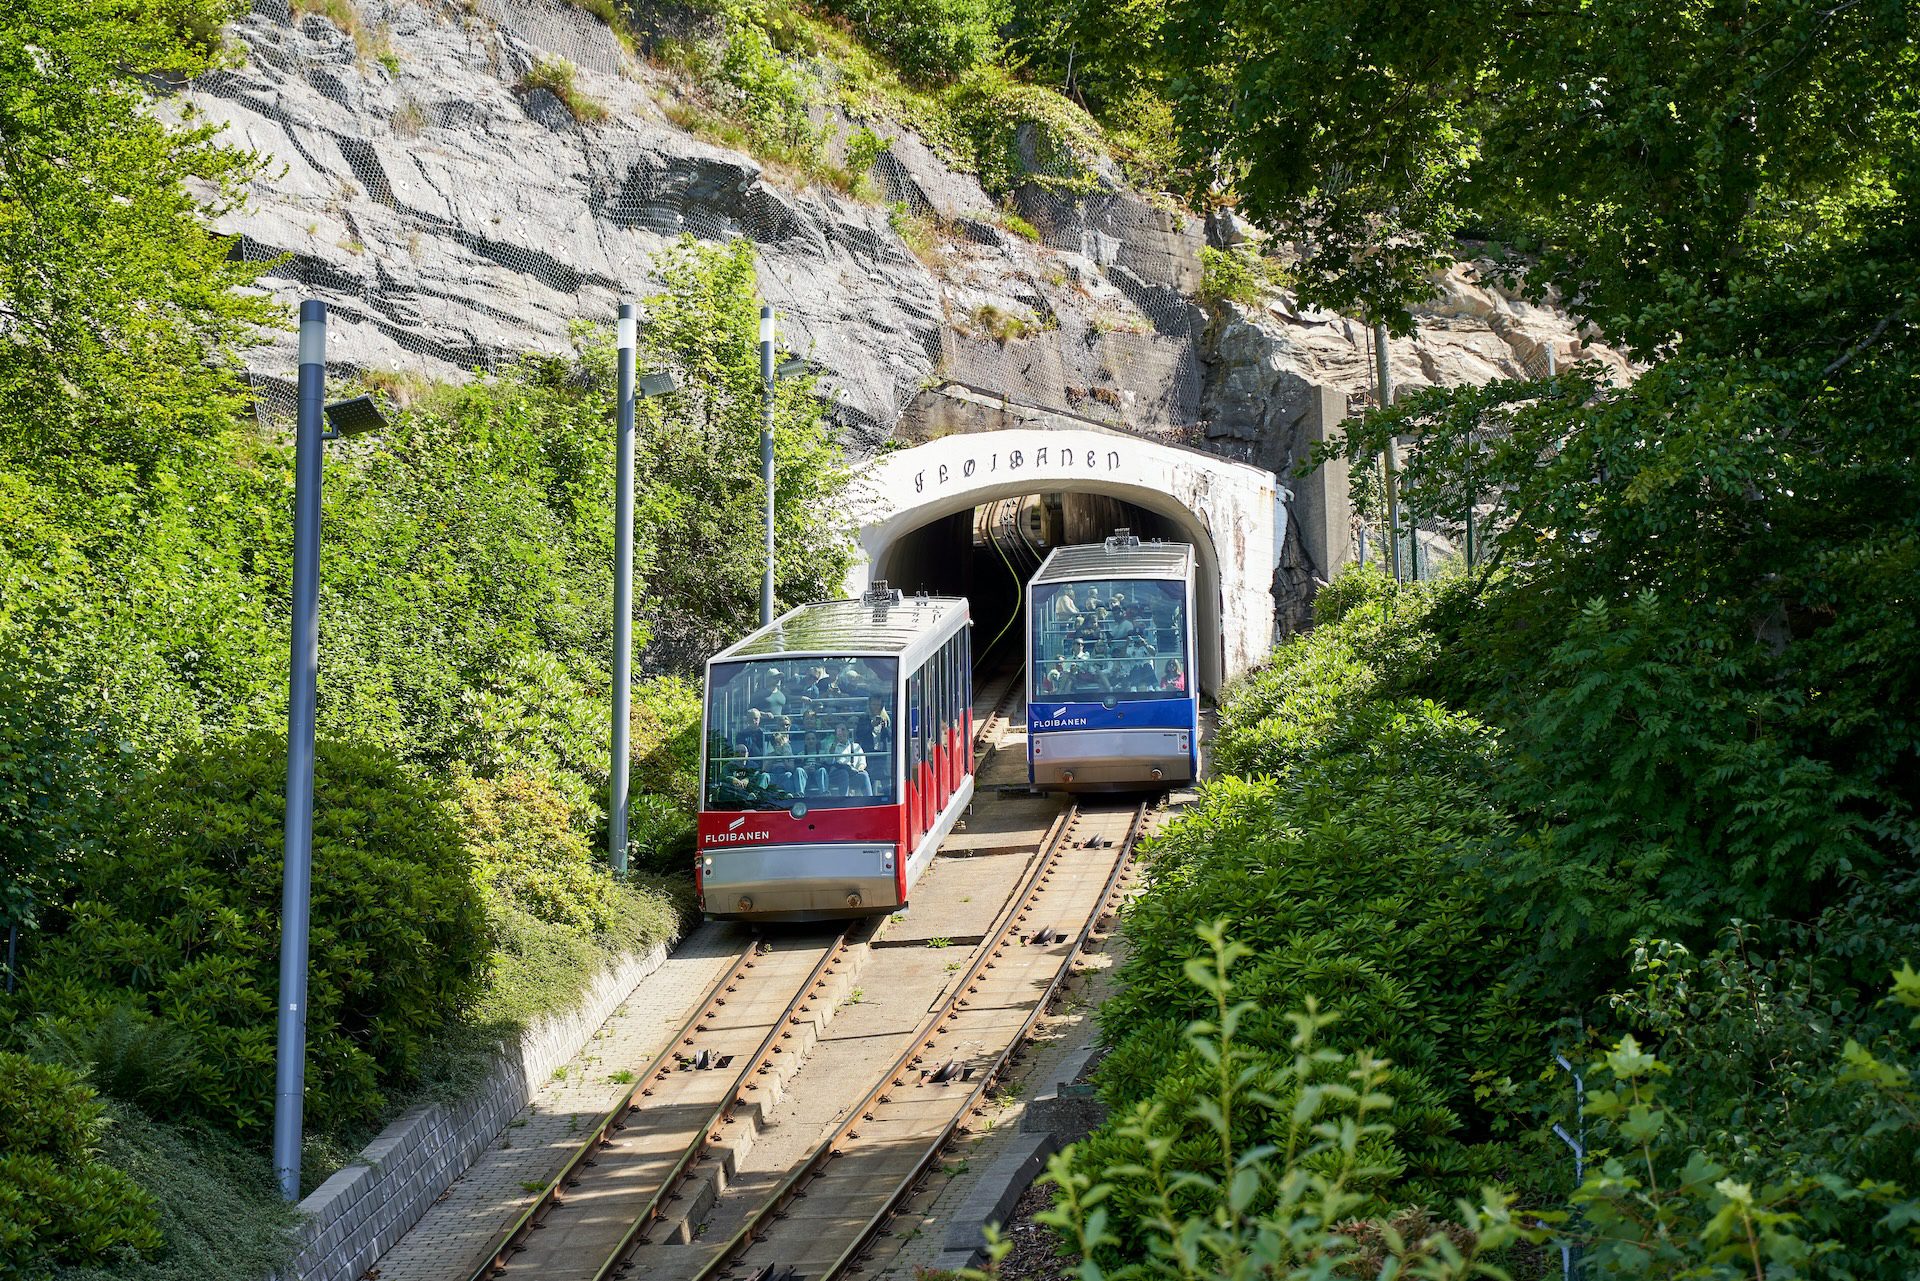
[696, 587, 973, 921]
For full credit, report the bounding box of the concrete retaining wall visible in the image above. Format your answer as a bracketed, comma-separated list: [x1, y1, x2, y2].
[280, 942, 670, 1281]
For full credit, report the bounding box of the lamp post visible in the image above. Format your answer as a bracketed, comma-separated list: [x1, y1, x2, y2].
[274, 302, 388, 1202]
[756, 304, 807, 627]
[609, 304, 678, 878]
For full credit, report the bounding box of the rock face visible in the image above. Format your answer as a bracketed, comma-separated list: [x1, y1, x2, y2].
[195, 0, 1618, 472]
[193, 0, 946, 449]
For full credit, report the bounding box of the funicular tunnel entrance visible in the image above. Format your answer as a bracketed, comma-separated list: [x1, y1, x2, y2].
[869, 493, 1190, 678]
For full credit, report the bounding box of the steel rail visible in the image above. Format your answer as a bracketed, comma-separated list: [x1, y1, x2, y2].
[467, 929, 850, 1281]
[815, 801, 1147, 1281]
[972, 665, 1022, 757]
[587, 930, 854, 1281]
[683, 802, 1139, 1281]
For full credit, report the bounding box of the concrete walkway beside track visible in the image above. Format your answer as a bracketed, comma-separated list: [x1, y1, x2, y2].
[370, 924, 748, 1281]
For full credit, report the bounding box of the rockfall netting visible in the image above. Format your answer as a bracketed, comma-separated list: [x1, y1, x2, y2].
[193, 0, 1208, 448]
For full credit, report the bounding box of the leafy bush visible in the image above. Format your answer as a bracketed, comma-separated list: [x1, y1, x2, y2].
[1080, 582, 1556, 1229]
[626, 677, 703, 873]
[0, 0, 275, 472]
[819, 0, 1008, 83]
[845, 124, 888, 177]
[1199, 244, 1280, 307]
[1478, 590, 1887, 985]
[23, 1005, 199, 1114]
[712, 14, 825, 157]
[943, 65, 1106, 197]
[477, 879, 683, 1033]
[0, 1052, 161, 1270]
[1564, 941, 1920, 1278]
[24, 735, 486, 1135]
[1044, 925, 1537, 1279]
[453, 767, 619, 933]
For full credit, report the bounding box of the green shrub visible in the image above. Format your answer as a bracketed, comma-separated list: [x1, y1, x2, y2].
[713, 18, 823, 156]
[1564, 941, 1920, 1278]
[1044, 925, 1536, 1279]
[996, 209, 1042, 241]
[845, 124, 888, 177]
[819, 0, 1009, 83]
[0, 1052, 161, 1271]
[626, 676, 702, 874]
[942, 65, 1105, 197]
[24, 734, 486, 1135]
[50, 1102, 297, 1281]
[1080, 578, 1555, 1232]
[1199, 244, 1279, 307]
[23, 1005, 199, 1114]
[453, 767, 617, 933]
[478, 878, 682, 1030]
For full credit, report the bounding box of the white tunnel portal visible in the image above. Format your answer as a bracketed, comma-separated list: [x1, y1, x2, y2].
[847, 430, 1285, 695]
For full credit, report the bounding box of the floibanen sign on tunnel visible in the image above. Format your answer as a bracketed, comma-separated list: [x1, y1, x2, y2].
[847, 427, 1286, 695]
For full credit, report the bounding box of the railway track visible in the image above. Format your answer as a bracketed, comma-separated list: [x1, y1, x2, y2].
[463, 738, 1147, 1281]
[972, 665, 1023, 756]
[467, 929, 859, 1281]
[674, 801, 1148, 1281]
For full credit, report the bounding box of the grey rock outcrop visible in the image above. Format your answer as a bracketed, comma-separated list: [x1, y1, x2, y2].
[194, 0, 1622, 469]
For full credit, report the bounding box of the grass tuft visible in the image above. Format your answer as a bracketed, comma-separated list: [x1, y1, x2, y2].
[517, 57, 611, 124]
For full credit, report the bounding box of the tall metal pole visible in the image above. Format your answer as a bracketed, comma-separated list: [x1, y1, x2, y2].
[611, 303, 637, 878]
[758, 304, 776, 627]
[274, 299, 326, 1203]
[1376, 321, 1404, 581]
[1465, 468, 1477, 570]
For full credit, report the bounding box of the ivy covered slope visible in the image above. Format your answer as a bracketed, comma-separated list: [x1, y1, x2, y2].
[1064, 0, 1920, 1271]
[0, 5, 852, 1279]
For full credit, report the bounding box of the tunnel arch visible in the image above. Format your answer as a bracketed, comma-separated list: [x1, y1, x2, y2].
[847, 429, 1285, 695]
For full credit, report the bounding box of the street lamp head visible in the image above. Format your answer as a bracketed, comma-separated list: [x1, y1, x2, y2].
[323, 395, 389, 439]
[774, 357, 808, 381]
[759, 304, 775, 347]
[638, 370, 680, 398]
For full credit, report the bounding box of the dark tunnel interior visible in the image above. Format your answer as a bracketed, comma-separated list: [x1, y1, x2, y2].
[871, 493, 1187, 674]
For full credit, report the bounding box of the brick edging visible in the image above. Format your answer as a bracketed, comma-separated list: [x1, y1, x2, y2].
[278, 941, 671, 1281]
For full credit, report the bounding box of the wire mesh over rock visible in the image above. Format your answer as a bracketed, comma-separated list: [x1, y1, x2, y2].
[193, 0, 1622, 507]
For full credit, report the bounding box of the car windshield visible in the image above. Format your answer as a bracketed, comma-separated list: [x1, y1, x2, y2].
[704, 656, 899, 811]
[1032, 578, 1187, 701]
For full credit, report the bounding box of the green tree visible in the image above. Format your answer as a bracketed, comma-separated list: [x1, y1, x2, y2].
[636, 236, 854, 669]
[0, 0, 277, 471]
[1182, 0, 1920, 980]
